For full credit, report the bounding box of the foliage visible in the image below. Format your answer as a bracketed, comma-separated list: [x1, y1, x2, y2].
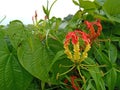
[0, 0, 120, 90]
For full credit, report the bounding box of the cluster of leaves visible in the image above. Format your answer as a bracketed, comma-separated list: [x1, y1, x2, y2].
[0, 0, 120, 90]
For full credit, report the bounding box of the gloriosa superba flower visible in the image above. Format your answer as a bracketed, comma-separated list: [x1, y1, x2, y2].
[84, 19, 102, 42]
[64, 20, 102, 63]
[64, 30, 91, 63]
[57, 20, 102, 80]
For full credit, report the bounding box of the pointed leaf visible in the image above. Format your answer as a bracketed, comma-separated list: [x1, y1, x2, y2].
[85, 58, 106, 90]
[79, 0, 96, 11]
[42, 6, 49, 15]
[0, 30, 33, 90]
[17, 35, 61, 82]
[95, 0, 106, 6]
[108, 43, 117, 63]
[105, 68, 117, 90]
[72, 0, 80, 6]
[103, 0, 120, 23]
[6, 20, 26, 49]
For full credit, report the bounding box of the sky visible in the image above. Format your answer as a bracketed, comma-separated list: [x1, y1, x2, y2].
[0, 0, 79, 25]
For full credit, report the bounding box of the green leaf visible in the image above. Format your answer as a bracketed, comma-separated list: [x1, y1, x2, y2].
[93, 45, 110, 65]
[105, 68, 117, 90]
[72, 0, 80, 6]
[68, 10, 84, 29]
[79, 0, 96, 11]
[50, 50, 65, 67]
[110, 35, 120, 42]
[111, 23, 120, 36]
[17, 34, 66, 83]
[17, 36, 54, 82]
[116, 72, 120, 89]
[48, 37, 63, 54]
[50, 57, 73, 84]
[95, 0, 106, 6]
[108, 43, 117, 63]
[71, 10, 84, 22]
[103, 0, 120, 23]
[6, 20, 26, 49]
[86, 80, 96, 90]
[41, 81, 45, 90]
[85, 58, 106, 90]
[0, 30, 33, 90]
[42, 6, 49, 15]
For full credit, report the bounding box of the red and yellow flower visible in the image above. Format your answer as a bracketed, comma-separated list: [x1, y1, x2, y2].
[64, 30, 91, 63]
[64, 75, 80, 90]
[84, 19, 102, 42]
[64, 20, 102, 63]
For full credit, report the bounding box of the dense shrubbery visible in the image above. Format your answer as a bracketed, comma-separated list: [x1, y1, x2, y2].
[0, 0, 120, 90]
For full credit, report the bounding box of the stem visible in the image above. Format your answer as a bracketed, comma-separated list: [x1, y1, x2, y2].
[45, 29, 50, 49]
[77, 66, 86, 84]
[49, 0, 57, 15]
[47, 0, 57, 19]
[81, 64, 107, 67]
[56, 65, 75, 79]
[0, 16, 6, 23]
[115, 69, 120, 73]
[59, 64, 73, 68]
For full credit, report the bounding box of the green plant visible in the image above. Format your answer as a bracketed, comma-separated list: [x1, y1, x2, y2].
[0, 0, 120, 90]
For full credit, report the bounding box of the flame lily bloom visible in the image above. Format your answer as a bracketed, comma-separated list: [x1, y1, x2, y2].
[84, 19, 102, 42]
[64, 75, 80, 90]
[70, 76, 79, 90]
[32, 10, 39, 27]
[64, 30, 91, 63]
